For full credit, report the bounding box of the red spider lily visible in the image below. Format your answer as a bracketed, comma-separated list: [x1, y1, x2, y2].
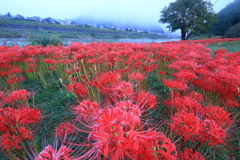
[71, 99, 177, 160]
[163, 79, 188, 91]
[223, 99, 240, 109]
[66, 69, 72, 75]
[28, 64, 37, 68]
[128, 72, 145, 82]
[27, 68, 35, 73]
[154, 132, 177, 160]
[170, 111, 200, 140]
[73, 99, 99, 122]
[111, 81, 134, 99]
[0, 93, 41, 151]
[48, 66, 57, 70]
[6, 75, 25, 84]
[168, 60, 199, 71]
[200, 106, 233, 127]
[8, 67, 22, 75]
[177, 148, 205, 160]
[67, 82, 89, 98]
[36, 145, 73, 160]
[3, 89, 31, 103]
[43, 58, 57, 64]
[1, 106, 40, 126]
[164, 94, 202, 113]
[143, 64, 158, 73]
[92, 71, 121, 93]
[24, 58, 36, 63]
[115, 100, 142, 119]
[58, 59, 76, 64]
[196, 119, 227, 146]
[133, 91, 157, 110]
[0, 38, 240, 159]
[172, 69, 197, 81]
[187, 92, 203, 101]
[56, 122, 76, 138]
[0, 132, 23, 150]
[214, 48, 228, 54]
[0, 70, 8, 77]
[158, 71, 166, 75]
[0, 126, 33, 150]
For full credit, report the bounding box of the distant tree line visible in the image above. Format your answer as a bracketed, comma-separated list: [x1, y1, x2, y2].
[210, 0, 240, 38]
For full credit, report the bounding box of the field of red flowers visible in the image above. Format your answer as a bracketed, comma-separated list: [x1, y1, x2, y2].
[0, 38, 240, 160]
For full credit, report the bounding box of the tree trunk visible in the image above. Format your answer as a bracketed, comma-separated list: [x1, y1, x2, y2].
[181, 29, 186, 40]
[186, 31, 192, 40]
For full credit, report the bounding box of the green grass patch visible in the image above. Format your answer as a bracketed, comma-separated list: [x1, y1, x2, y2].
[21, 75, 76, 142]
[207, 41, 240, 52]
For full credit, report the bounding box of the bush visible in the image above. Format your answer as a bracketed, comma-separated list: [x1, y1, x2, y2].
[225, 23, 240, 38]
[28, 30, 62, 46]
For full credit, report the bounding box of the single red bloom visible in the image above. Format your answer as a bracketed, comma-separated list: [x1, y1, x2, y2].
[43, 58, 57, 64]
[197, 119, 227, 146]
[178, 148, 205, 160]
[133, 91, 157, 110]
[5, 89, 31, 103]
[36, 145, 73, 160]
[0, 133, 22, 150]
[200, 106, 233, 127]
[128, 72, 145, 82]
[170, 112, 200, 140]
[164, 79, 188, 91]
[67, 82, 89, 98]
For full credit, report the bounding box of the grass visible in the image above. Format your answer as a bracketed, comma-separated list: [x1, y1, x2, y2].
[207, 41, 240, 52]
[21, 75, 76, 148]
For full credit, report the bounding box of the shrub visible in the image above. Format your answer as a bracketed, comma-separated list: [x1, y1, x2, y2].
[225, 23, 240, 38]
[28, 30, 62, 46]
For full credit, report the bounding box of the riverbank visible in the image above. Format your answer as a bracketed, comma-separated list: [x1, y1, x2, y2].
[0, 37, 181, 46]
[0, 20, 172, 39]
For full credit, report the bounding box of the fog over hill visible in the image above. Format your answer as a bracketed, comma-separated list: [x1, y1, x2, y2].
[72, 15, 165, 34]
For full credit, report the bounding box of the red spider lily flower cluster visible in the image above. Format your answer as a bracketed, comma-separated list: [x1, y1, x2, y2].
[0, 90, 41, 151]
[70, 99, 177, 160]
[35, 145, 73, 160]
[177, 148, 205, 160]
[0, 38, 239, 159]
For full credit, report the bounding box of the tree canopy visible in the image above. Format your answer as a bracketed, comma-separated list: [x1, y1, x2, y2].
[159, 0, 217, 40]
[211, 0, 240, 36]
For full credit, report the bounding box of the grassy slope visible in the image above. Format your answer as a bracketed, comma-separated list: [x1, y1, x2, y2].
[207, 40, 240, 52]
[0, 19, 169, 39]
[0, 19, 119, 32]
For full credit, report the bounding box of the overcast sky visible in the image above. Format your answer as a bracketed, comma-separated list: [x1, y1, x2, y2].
[0, 0, 234, 32]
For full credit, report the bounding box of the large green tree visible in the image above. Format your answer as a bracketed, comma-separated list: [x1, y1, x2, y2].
[159, 0, 217, 40]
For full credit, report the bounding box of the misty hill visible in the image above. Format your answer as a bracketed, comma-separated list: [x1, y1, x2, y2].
[211, 0, 240, 36]
[72, 16, 165, 34]
[0, 19, 169, 39]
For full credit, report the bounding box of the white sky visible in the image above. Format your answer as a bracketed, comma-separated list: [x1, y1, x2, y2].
[0, 0, 234, 32]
